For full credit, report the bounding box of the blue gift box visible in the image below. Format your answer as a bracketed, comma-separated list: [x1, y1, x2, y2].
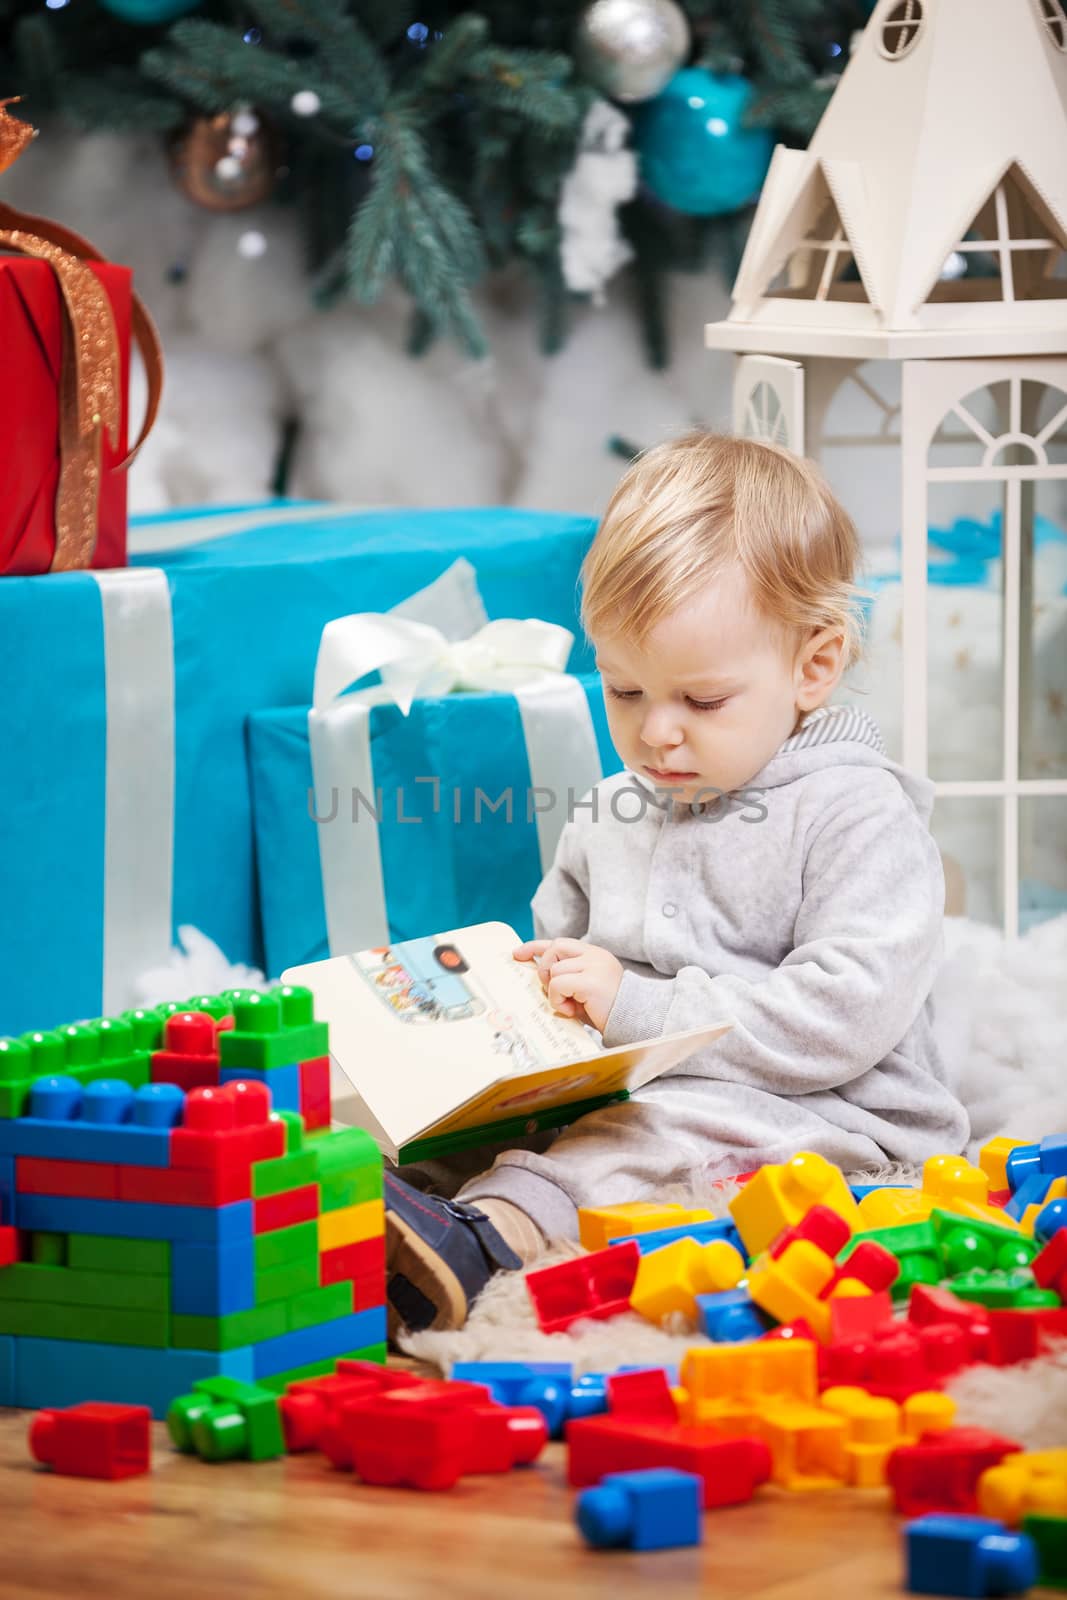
[248, 675, 622, 979]
[0, 503, 598, 1035]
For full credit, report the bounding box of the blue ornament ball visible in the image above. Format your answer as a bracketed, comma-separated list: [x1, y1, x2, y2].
[633, 67, 774, 217]
[97, 0, 200, 22]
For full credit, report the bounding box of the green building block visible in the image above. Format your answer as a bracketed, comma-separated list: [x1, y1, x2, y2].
[929, 1209, 1038, 1275]
[0, 1300, 169, 1346]
[219, 986, 328, 1071]
[67, 1234, 171, 1276]
[275, 1110, 304, 1153]
[168, 1375, 285, 1462]
[251, 1147, 320, 1199]
[120, 1008, 168, 1050]
[285, 1282, 352, 1333]
[839, 1220, 940, 1299]
[30, 1232, 67, 1267]
[255, 1257, 320, 1306]
[254, 1221, 319, 1274]
[254, 1340, 387, 1393]
[943, 1267, 1051, 1308]
[0, 1263, 168, 1311]
[0, 1037, 34, 1118]
[1022, 1514, 1067, 1589]
[171, 1302, 289, 1352]
[184, 993, 234, 1021]
[311, 1126, 383, 1211]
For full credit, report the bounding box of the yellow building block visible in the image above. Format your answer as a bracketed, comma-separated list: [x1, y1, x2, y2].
[728, 1151, 861, 1257]
[819, 1387, 956, 1488]
[923, 1154, 990, 1209]
[979, 1136, 1030, 1191]
[630, 1238, 745, 1325]
[756, 1402, 848, 1489]
[317, 1197, 384, 1251]
[576, 1202, 712, 1254]
[977, 1450, 1067, 1525]
[747, 1238, 840, 1342]
[678, 1338, 817, 1429]
[1021, 1177, 1067, 1236]
[857, 1188, 932, 1228]
[943, 1196, 1021, 1232]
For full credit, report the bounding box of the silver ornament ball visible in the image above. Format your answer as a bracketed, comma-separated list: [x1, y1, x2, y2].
[575, 0, 690, 103]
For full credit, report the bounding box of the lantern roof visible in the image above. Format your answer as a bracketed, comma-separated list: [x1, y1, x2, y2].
[705, 0, 1067, 360]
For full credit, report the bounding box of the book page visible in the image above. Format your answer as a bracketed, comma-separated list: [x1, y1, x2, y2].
[285, 921, 733, 1152]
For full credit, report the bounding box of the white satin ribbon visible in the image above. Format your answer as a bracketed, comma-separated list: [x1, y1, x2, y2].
[307, 558, 603, 956]
[91, 567, 176, 1013]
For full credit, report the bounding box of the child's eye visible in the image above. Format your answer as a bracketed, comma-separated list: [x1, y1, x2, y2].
[606, 687, 727, 713]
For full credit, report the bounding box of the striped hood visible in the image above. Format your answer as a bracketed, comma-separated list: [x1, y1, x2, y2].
[751, 703, 935, 823]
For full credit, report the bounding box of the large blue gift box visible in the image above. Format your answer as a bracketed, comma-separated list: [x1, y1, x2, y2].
[0, 503, 598, 1035]
[248, 675, 622, 979]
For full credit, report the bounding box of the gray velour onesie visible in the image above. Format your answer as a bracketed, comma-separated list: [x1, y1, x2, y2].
[452, 704, 969, 1240]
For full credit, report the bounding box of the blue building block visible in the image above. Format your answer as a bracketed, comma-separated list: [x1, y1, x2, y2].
[0, 1076, 177, 1167]
[1005, 1171, 1055, 1221]
[220, 1062, 301, 1113]
[904, 1514, 1038, 1597]
[171, 1238, 256, 1316]
[1039, 1134, 1067, 1179]
[16, 1194, 254, 1245]
[1034, 1197, 1067, 1243]
[14, 1335, 255, 1419]
[696, 1288, 770, 1343]
[576, 1468, 703, 1551]
[607, 1217, 746, 1260]
[0, 1154, 14, 1224]
[0, 1334, 14, 1406]
[1005, 1145, 1042, 1194]
[252, 1306, 386, 1379]
[851, 1183, 912, 1202]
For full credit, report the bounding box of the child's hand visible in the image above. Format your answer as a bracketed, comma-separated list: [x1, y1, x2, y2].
[513, 938, 624, 1034]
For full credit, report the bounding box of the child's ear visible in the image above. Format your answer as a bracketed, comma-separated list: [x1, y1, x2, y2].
[795, 627, 846, 711]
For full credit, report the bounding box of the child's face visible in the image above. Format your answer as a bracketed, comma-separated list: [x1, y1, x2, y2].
[594, 566, 824, 801]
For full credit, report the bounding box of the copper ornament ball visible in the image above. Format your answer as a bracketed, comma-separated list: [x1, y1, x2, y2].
[169, 110, 279, 211]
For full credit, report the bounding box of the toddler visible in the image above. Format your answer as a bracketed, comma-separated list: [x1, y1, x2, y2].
[383, 431, 968, 1338]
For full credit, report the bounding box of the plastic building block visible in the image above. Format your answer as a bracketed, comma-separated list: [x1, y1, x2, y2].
[908, 1286, 992, 1361]
[31, 1231, 67, 1266]
[16, 1193, 255, 1243]
[904, 1514, 1038, 1597]
[757, 1401, 849, 1488]
[0, 1077, 175, 1166]
[827, 1288, 895, 1344]
[578, 1202, 712, 1254]
[608, 1216, 746, 1259]
[630, 1237, 745, 1325]
[729, 1151, 861, 1257]
[1021, 1514, 1067, 1589]
[679, 1338, 818, 1430]
[316, 1198, 384, 1250]
[858, 1188, 933, 1229]
[0, 1263, 167, 1312]
[944, 1269, 1055, 1310]
[888, 1429, 1024, 1516]
[748, 1238, 838, 1341]
[29, 1401, 152, 1480]
[298, 1057, 331, 1131]
[150, 1011, 223, 1092]
[341, 1387, 547, 1488]
[254, 1185, 320, 1236]
[1033, 1228, 1067, 1298]
[824, 1239, 900, 1297]
[980, 1139, 1029, 1193]
[1040, 1135, 1067, 1179]
[983, 1306, 1067, 1365]
[66, 1234, 170, 1275]
[17, 1157, 120, 1200]
[252, 1306, 386, 1378]
[1005, 1172, 1056, 1223]
[167, 1375, 286, 1461]
[978, 1452, 1067, 1525]
[171, 1238, 256, 1317]
[606, 1368, 677, 1422]
[820, 1387, 955, 1488]
[769, 1203, 853, 1262]
[526, 1241, 640, 1333]
[449, 1361, 606, 1438]
[1035, 1196, 1067, 1245]
[1006, 1146, 1042, 1194]
[576, 1468, 703, 1551]
[0, 1225, 19, 1266]
[219, 987, 327, 1073]
[566, 1414, 772, 1509]
[923, 1156, 991, 1210]
[696, 1287, 771, 1343]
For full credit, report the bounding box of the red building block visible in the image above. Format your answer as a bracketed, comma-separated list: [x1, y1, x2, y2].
[907, 1284, 992, 1363]
[341, 1388, 545, 1488]
[822, 1240, 900, 1298]
[150, 1010, 222, 1092]
[118, 1164, 251, 1207]
[985, 1306, 1067, 1366]
[29, 1402, 152, 1480]
[169, 1083, 285, 1173]
[566, 1416, 772, 1509]
[299, 1057, 331, 1132]
[606, 1368, 677, 1422]
[0, 1226, 18, 1267]
[253, 1184, 319, 1235]
[828, 1289, 895, 1344]
[16, 1157, 119, 1201]
[525, 1240, 640, 1333]
[1032, 1229, 1067, 1299]
[319, 1234, 385, 1288]
[886, 1427, 1023, 1516]
[769, 1204, 852, 1261]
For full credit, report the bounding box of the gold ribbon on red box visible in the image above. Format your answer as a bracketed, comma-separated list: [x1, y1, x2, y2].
[0, 98, 164, 572]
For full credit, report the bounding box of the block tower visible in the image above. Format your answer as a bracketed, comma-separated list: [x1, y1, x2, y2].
[0, 986, 385, 1416]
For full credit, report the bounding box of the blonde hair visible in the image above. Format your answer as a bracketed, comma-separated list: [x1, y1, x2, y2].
[580, 431, 867, 670]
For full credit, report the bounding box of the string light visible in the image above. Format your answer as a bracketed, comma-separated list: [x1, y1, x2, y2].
[290, 89, 321, 117]
[354, 143, 374, 161]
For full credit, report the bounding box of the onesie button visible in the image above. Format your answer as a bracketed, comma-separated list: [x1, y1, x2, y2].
[662, 901, 677, 918]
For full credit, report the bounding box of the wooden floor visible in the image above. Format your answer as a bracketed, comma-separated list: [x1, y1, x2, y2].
[0, 1406, 980, 1600]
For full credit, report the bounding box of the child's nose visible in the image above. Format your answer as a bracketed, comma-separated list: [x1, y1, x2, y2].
[640, 706, 685, 749]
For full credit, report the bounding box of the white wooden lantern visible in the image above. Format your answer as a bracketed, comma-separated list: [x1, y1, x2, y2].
[706, 0, 1067, 935]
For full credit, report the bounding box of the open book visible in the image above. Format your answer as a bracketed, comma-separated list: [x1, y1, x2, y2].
[283, 921, 732, 1163]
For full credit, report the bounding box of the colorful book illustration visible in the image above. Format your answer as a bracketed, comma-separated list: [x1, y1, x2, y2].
[283, 921, 733, 1163]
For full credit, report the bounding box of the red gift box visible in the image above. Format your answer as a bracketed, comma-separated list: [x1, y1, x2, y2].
[0, 255, 132, 575]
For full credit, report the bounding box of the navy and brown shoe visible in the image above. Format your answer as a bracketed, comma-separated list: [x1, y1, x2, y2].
[384, 1171, 522, 1338]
